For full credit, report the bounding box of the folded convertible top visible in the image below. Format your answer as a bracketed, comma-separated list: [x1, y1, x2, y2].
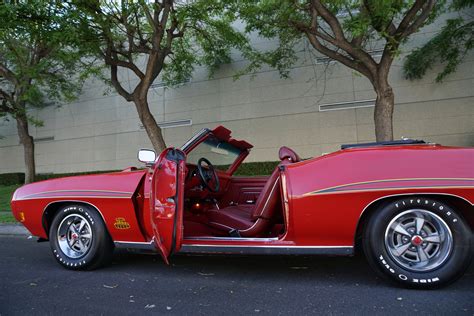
[341, 139, 426, 150]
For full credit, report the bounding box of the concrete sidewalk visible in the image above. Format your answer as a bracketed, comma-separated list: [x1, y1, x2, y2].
[0, 224, 29, 236]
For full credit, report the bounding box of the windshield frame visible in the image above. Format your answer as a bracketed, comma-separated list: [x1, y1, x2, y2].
[180, 128, 210, 153]
[180, 129, 249, 174]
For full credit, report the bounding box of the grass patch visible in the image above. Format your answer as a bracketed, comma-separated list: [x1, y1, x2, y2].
[0, 185, 20, 212]
[0, 211, 16, 223]
[0, 185, 20, 223]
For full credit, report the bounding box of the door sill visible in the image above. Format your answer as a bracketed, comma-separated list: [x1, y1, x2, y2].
[179, 244, 353, 255]
[183, 236, 279, 242]
[114, 240, 155, 250]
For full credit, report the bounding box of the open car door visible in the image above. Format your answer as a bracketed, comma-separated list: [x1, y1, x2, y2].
[150, 148, 186, 264]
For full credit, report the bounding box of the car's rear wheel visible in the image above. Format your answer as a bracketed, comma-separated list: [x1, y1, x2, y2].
[49, 204, 114, 270]
[363, 197, 472, 289]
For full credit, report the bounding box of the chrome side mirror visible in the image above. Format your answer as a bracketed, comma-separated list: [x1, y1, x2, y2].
[138, 149, 156, 164]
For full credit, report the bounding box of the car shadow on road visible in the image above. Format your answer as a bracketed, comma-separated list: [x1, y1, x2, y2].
[109, 249, 474, 291]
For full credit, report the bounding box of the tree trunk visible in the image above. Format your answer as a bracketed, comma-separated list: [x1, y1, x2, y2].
[134, 97, 166, 152]
[373, 78, 395, 142]
[15, 115, 36, 184]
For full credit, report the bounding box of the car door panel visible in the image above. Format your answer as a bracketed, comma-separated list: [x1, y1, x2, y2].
[150, 148, 186, 263]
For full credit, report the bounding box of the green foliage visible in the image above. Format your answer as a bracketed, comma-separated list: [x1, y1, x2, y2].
[68, 0, 252, 89]
[0, 1, 92, 124]
[0, 211, 16, 223]
[0, 185, 20, 212]
[233, 161, 279, 176]
[0, 173, 24, 186]
[233, 0, 303, 78]
[233, 0, 445, 79]
[232, 1, 450, 142]
[165, 1, 251, 82]
[404, 0, 473, 82]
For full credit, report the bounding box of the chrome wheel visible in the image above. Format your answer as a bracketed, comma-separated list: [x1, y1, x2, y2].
[57, 214, 93, 259]
[384, 209, 453, 272]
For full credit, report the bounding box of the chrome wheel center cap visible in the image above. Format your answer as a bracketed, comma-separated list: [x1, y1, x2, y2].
[71, 233, 79, 240]
[411, 235, 424, 246]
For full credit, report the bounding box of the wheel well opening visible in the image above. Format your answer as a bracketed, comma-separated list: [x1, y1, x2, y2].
[42, 201, 110, 239]
[354, 194, 474, 254]
[354, 197, 395, 254]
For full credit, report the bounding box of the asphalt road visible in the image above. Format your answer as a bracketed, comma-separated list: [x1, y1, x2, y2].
[1, 236, 473, 315]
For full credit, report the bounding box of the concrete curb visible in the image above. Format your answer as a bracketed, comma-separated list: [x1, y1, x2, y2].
[0, 224, 29, 236]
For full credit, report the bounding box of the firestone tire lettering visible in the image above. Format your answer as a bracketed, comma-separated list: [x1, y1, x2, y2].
[363, 197, 472, 289]
[398, 274, 408, 281]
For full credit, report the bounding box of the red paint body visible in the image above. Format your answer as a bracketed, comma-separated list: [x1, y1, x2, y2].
[10, 126, 474, 261]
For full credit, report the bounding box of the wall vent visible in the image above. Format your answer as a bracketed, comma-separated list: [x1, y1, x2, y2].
[34, 136, 54, 142]
[150, 78, 191, 89]
[319, 99, 375, 111]
[140, 119, 192, 130]
[150, 82, 167, 89]
[315, 49, 384, 64]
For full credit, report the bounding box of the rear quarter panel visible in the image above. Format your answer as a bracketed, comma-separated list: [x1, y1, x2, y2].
[284, 145, 474, 246]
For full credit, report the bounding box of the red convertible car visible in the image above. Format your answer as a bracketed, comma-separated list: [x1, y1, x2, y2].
[10, 126, 474, 289]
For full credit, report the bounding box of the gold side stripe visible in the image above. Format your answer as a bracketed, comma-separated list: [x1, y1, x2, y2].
[305, 185, 474, 196]
[18, 196, 131, 201]
[303, 178, 474, 196]
[22, 189, 133, 199]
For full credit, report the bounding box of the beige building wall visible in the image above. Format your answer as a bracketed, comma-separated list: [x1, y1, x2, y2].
[0, 14, 473, 175]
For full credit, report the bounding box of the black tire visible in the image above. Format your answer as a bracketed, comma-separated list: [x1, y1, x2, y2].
[49, 204, 114, 270]
[363, 196, 472, 289]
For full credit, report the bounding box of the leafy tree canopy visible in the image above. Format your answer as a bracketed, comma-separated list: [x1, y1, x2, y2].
[0, 1, 91, 123]
[232, 0, 445, 141]
[0, 0, 94, 183]
[65, 0, 252, 151]
[403, 0, 473, 82]
[68, 0, 251, 95]
[234, 0, 445, 80]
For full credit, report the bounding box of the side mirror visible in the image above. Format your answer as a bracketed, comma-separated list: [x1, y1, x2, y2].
[138, 149, 156, 164]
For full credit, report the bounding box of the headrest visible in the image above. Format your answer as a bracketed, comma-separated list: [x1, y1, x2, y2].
[278, 146, 301, 162]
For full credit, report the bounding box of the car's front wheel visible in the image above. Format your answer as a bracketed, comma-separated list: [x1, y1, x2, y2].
[49, 204, 114, 270]
[363, 197, 472, 289]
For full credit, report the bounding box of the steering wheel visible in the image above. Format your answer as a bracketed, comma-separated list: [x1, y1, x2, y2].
[197, 157, 220, 193]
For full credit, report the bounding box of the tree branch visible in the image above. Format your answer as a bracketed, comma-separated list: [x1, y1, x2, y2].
[133, 10, 152, 53]
[103, 48, 145, 80]
[0, 63, 19, 86]
[306, 33, 374, 82]
[165, 13, 181, 51]
[311, 0, 345, 40]
[395, 0, 435, 39]
[152, 0, 171, 50]
[140, 0, 156, 29]
[399, 0, 435, 38]
[110, 64, 133, 102]
[310, 2, 378, 79]
[0, 88, 15, 108]
[378, 0, 435, 78]
[136, 0, 173, 96]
